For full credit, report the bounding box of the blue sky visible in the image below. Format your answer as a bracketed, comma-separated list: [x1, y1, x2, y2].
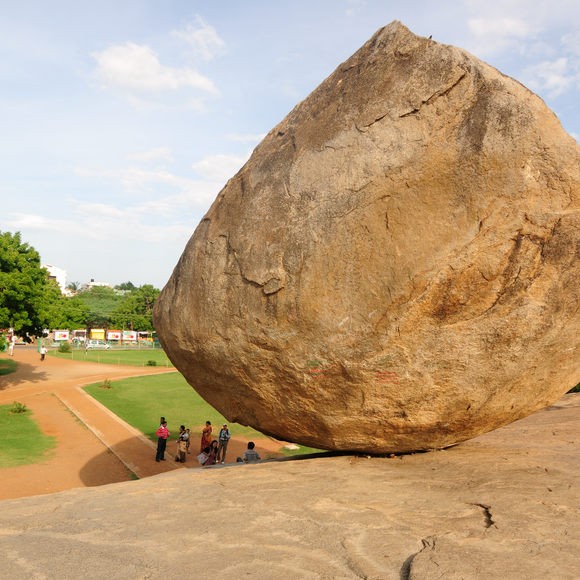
[1, 0, 578, 288]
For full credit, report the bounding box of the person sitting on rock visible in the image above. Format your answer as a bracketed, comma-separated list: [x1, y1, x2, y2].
[237, 441, 261, 463]
[205, 440, 219, 466]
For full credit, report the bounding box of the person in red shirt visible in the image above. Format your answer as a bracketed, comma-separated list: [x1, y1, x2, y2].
[155, 420, 170, 462]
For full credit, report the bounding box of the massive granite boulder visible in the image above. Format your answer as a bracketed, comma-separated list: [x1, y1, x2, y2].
[154, 21, 579, 453]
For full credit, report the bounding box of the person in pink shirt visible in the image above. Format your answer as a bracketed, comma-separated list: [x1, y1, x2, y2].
[155, 420, 170, 462]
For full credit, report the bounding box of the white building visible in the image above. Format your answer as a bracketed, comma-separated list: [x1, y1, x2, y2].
[43, 264, 67, 293]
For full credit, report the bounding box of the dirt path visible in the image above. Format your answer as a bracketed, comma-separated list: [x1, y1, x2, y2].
[0, 347, 284, 500]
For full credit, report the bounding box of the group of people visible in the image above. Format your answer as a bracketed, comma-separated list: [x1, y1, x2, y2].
[196, 421, 231, 465]
[154, 418, 261, 466]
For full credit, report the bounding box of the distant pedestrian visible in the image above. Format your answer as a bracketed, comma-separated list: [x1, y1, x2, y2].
[200, 420, 212, 452]
[155, 420, 170, 462]
[217, 424, 231, 464]
[8, 335, 15, 356]
[40, 345, 47, 362]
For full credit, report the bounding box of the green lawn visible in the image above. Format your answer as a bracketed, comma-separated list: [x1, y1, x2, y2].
[84, 372, 321, 456]
[84, 372, 263, 442]
[0, 358, 17, 376]
[50, 348, 173, 367]
[0, 404, 56, 468]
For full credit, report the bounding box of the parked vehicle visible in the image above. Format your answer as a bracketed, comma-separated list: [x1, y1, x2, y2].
[85, 339, 111, 350]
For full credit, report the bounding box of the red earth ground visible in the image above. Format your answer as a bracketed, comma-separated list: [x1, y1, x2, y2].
[0, 346, 286, 501]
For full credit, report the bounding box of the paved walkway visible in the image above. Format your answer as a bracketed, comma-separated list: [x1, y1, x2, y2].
[0, 347, 184, 499]
[0, 346, 286, 500]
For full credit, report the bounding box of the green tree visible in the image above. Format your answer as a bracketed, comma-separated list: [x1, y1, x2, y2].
[115, 281, 136, 292]
[49, 295, 91, 329]
[0, 231, 58, 337]
[75, 286, 123, 329]
[111, 284, 160, 331]
[66, 281, 81, 293]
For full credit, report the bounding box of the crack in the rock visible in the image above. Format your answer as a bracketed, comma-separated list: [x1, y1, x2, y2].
[400, 536, 436, 580]
[220, 234, 262, 289]
[220, 234, 284, 295]
[339, 539, 368, 579]
[399, 72, 467, 118]
[472, 502, 496, 528]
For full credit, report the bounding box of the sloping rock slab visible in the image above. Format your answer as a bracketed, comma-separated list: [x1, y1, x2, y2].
[1, 395, 578, 578]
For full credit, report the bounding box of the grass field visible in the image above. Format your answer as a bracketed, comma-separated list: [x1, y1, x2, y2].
[0, 358, 17, 376]
[84, 372, 320, 456]
[0, 403, 56, 468]
[50, 348, 173, 367]
[84, 372, 263, 442]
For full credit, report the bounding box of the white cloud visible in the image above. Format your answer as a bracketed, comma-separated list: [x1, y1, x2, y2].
[468, 17, 532, 40]
[92, 41, 218, 95]
[74, 163, 220, 215]
[522, 57, 573, 97]
[172, 16, 226, 62]
[192, 153, 249, 182]
[345, 0, 366, 17]
[126, 147, 174, 164]
[466, 16, 537, 57]
[562, 30, 580, 56]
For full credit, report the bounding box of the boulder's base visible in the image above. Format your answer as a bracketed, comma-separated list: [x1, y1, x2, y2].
[1, 394, 578, 578]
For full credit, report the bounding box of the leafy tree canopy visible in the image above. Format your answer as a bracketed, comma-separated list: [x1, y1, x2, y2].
[111, 284, 160, 331]
[75, 286, 123, 328]
[0, 231, 55, 336]
[115, 281, 136, 291]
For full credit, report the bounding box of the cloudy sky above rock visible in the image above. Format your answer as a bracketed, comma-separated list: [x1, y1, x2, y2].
[1, 0, 578, 288]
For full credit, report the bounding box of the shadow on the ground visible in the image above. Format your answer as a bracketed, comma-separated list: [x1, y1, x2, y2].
[78, 436, 181, 486]
[0, 359, 49, 390]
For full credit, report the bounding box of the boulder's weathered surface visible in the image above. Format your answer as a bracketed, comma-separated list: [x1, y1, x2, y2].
[154, 21, 579, 453]
[1, 395, 579, 578]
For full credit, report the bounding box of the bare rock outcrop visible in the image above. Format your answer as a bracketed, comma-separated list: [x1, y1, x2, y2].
[1, 395, 579, 578]
[154, 21, 579, 453]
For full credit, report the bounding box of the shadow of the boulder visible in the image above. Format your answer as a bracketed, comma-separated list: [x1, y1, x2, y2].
[78, 436, 185, 486]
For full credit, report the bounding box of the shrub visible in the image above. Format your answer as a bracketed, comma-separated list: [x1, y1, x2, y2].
[58, 341, 71, 353]
[99, 379, 112, 389]
[146, 360, 157, 366]
[10, 401, 28, 414]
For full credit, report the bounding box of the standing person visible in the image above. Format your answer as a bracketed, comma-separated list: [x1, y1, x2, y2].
[39, 345, 47, 362]
[217, 423, 231, 464]
[175, 425, 188, 463]
[185, 428, 191, 454]
[200, 420, 212, 452]
[155, 420, 170, 462]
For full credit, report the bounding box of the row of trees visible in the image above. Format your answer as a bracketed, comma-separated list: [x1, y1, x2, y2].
[0, 231, 159, 338]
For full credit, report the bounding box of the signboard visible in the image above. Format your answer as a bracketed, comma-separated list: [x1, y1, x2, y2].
[54, 330, 70, 341]
[122, 330, 137, 342]
[91, 328, 105, 340]
[107, 330, 122, 341]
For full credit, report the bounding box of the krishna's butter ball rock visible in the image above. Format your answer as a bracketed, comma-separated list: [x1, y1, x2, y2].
[154, 22, 579, 453]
